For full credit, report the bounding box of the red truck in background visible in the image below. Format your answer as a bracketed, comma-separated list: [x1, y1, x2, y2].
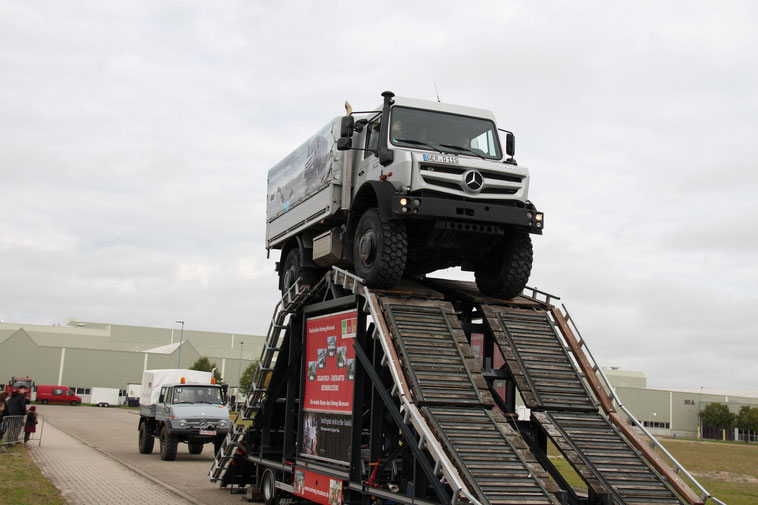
[4, 377, 35, 404]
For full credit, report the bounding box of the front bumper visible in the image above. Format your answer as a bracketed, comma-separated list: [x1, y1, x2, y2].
[391, 195, 544, 233]
[165, 420, 231, 436]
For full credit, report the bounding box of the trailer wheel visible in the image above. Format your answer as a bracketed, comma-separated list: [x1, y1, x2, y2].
[281, 248, 321, 296]
[475, 230, 533, 300]
[138, 422, 154, 454]
[159, 426, 178, 461]
[261, 468, 277, 505]
[353, 208, 407, 288]
[188, 440, 204, 455]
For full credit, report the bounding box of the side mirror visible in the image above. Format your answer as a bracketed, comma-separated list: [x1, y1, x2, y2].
[340, 116, 355, 138]
[158, 394, 165, 403]
[337, 137, 352, 151]
[505, 132, 515, 157]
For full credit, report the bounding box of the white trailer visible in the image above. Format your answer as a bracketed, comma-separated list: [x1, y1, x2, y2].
[91, 387, 120, 407]
[126, 383, 142, 407]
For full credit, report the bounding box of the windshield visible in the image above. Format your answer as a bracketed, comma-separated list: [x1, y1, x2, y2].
[172, 386, 223, 404]
[389, 106, 502, 160]
[12, 379, 32, 389]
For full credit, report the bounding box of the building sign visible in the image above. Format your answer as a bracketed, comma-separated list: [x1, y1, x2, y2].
[302, 309, 357, 463]
[293, 468, 343, 505]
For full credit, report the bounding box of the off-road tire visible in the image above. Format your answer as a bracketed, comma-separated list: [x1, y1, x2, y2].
[188, 440, 204, 455]
[475, 230, 533, 300]
[352, 208, 407, 288]
[262, 468, 278, 505]
[280, 248, 321, 296]
[138, 422, 154, 454]
[159, 426, 178, 461]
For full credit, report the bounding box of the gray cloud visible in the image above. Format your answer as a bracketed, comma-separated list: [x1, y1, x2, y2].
[1, 1, 756, 390]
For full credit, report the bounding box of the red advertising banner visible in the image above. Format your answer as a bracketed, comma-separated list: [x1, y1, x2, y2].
[293, 468, 343, 505]
[303, 310, 357, 413]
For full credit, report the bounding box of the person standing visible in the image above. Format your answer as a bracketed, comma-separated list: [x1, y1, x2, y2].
[24, 406, 38, 443]
[0, 391, 8, 440]
[5, 385, 29, 442]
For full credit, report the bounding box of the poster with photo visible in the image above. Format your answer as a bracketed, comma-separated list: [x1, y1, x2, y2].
[292, 468, 343, 505]
[302, 309, 357, 463]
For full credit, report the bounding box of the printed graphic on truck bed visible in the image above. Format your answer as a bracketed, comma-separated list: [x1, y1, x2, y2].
[301, 309, 356, 464]
[267, 122, 335, 222]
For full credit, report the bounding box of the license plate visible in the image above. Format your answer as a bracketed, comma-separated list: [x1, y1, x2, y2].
[199, 430, 216, 436]
[423, 154, 459, 164]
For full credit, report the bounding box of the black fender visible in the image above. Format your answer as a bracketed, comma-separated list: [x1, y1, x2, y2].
[344, 181, 400, 263]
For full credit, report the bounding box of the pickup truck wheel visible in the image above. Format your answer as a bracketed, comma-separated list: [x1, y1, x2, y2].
[281, 248, 321, 296]
[262, 468, 277, 505]
[159, 426, 178, 461]
[475, 230, 533, 299]
[188, 440, 204, 455]
[353, 208, 407, 288]
[138, 422, 154, 454]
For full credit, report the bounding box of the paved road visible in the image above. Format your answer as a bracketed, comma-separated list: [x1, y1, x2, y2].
[36, 404, 246, 505]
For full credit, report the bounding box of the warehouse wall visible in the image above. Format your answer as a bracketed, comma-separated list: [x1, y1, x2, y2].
[0, 330, 61, 385]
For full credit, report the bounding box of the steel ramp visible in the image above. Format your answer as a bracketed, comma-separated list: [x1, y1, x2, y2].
[379, 296, 561, 505]
[482, 304, 685, 505]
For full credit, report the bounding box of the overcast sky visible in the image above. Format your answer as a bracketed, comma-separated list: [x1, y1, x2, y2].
[1, 1, 756, 391]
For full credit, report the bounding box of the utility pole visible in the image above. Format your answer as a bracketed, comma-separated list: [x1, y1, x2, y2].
[176, 320, 184, 368]
[238, 341, 244, 387]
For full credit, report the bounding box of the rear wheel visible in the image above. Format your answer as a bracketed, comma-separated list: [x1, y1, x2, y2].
[41, 399, 48, 405]
[188, 440, 204, 455]
[280, 248, 321, 296]
[475, 230, 533, 299]
[159, 426, 178, 461]
[262, 468, 277, 505]
[352, 208, 407, 288]
[138, 422, 154, 454]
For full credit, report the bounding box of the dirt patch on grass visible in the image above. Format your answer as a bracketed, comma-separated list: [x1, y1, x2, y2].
[694, 471, 758, 485]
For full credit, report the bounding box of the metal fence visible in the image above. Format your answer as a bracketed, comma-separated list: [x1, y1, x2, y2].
[1, 414, 45, 451]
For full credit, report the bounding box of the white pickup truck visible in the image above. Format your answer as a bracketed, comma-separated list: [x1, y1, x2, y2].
[137, 369, 231, 461]
[266, 91, 543, 298]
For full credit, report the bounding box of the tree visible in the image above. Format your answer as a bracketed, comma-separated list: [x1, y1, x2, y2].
[239, 360, 260, 396]
[189, 356, 222, 383]
[699, 403, 735, 430]
[736, 406, 758, 443]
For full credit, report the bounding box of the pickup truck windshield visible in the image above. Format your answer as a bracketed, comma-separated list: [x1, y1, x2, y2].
[389, 106, 502, 160]
[172, 386, 223, 404]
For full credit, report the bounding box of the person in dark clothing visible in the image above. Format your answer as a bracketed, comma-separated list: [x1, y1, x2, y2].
[5, 386, 28, 442]
[0, 391, 8, 440]
[24, 406, 38, 442]
[5, 386, 28, 416]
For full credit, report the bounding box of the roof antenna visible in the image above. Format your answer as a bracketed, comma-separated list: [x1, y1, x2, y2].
[434, 82, 441, 102]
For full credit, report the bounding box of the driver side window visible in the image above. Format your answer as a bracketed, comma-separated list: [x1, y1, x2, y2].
[364, 120, 380, 159]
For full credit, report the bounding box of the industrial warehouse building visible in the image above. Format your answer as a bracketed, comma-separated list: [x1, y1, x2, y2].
[603, 368, 758, 439]
[0, 320, 265, 399]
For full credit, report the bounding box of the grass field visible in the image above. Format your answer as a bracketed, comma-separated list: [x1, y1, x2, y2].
[548, 437, 758, 505]
[0, 444, 65, 505]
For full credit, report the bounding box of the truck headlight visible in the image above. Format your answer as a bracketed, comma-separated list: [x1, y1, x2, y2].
[218, 419, 229, 428]
[535, 213, 543, 222]
[178, 420, 187, 428]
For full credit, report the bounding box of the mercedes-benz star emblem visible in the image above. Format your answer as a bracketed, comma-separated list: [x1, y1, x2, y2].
[464, 170, 484, 192]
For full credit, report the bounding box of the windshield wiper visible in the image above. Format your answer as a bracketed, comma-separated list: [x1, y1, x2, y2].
[439, 144, 486, 160]
[394, 138, 446, 154]
[173, 401, 193, 404]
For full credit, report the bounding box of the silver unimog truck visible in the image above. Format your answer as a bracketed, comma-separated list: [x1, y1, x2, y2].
[137, 369, 231, 461]
[266, 91, 544, 298]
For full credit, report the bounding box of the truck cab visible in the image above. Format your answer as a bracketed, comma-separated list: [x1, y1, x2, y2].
[267, 91, 543, 299]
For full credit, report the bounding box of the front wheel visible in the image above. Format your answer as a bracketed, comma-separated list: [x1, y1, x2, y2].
[352, 208, 407, 288]
[475, 230, 533, 300]
[159, 426, 178, 461]
[41, 399, 49, 405]
[70, 400, 79, 406]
